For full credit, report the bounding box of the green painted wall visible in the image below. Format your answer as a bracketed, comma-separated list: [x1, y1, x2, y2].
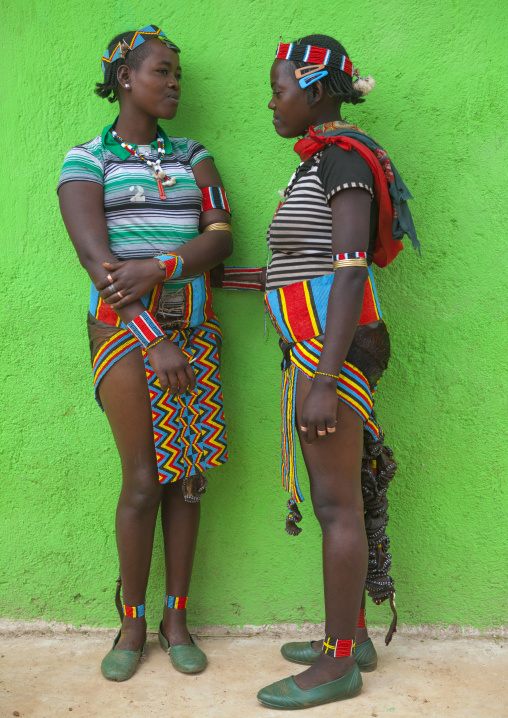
[1, 0, 507, 631]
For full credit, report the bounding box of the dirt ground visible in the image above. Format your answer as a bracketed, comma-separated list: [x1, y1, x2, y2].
[0, 621, 506, 718]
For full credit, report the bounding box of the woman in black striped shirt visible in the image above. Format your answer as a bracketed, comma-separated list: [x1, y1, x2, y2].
[255, 34, 416, 710]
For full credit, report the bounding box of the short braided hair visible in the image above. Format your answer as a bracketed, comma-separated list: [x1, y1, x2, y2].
[95, 31, 180, 103]
[289, 34, 364, 106]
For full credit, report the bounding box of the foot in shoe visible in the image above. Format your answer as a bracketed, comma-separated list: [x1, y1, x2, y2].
[115, 616, 147, 651]
[162, 608, 193, 646]
[292, 653, 356, 690]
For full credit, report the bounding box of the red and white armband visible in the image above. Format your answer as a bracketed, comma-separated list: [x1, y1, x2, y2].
[201, 186, 231, 214]
[127, 311, 165, 349]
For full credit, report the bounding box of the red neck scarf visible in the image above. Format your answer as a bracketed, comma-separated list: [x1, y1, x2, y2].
[294, 123, 402, 267]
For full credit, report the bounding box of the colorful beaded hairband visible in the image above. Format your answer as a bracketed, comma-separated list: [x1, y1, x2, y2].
[101, 25, 178, 75]
[322, 636, 356, 657]
[123, 602, 145, 618]
[275, 41, 353, 89]
[164, 595, 188, 609]
[201, 187, 231, 214]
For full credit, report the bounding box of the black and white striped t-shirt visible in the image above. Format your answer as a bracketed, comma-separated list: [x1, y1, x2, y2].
[266, 145, 377, 292]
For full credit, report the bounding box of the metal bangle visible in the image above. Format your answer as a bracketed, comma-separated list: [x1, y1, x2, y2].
[203, 222, 232, 233]
[332, 259, 368, 270]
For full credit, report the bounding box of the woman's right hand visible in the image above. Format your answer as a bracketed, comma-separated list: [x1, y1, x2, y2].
[147, 339, 196, 396]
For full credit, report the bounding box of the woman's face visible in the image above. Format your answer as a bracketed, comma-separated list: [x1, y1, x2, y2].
[268, 60, 316, 138]
[125, 40, 181, 120]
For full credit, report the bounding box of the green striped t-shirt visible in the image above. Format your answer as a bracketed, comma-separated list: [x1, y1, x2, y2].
[57, 124, 212, 289]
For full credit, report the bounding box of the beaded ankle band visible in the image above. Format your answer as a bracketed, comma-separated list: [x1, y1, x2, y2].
[358, 609, 366, 628]
[322, 636, 356, 657]
[164, 595, 188, 609]
[123, 603, 145, 618]
[156, 254, 184, 281]
[201, 187, 231, 213]
[127, 310, 165, 349]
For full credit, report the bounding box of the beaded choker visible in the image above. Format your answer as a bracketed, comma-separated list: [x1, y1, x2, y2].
[110, 129, 176, 199]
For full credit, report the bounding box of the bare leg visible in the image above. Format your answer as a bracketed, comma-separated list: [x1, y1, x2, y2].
[293, 372, 367, 690]
[160, 479, 201, 645]
[99, 348, 163, 651]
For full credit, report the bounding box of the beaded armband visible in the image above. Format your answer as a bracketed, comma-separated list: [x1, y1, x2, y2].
[127, 310, 165, 349]
[332, 251, 368, 270]
[201, 187, 231, 214]
[156, 253, 184, 281]
[222, 266, 263, 291]
[322, 636, 356, 657]
[123, 603, 145, 618]
[164, 595, 188, 609]
[358, 608, 366, 628]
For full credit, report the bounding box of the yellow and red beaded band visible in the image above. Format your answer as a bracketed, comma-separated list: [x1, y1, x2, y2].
[156, 254, 184, 281]
[164, 595, 188, 609]
[322, 636, 356, 657]
[123, 603, 145, 618]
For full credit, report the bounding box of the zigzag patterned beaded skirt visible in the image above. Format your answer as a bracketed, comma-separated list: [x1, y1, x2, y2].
[90, 315, 228, 483]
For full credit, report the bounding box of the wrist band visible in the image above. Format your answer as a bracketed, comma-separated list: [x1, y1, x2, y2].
[314, 370, 340, 381]
[201, 186, 231, 213]
[156, 253, 184, 280]
[147, 335, 166, 350]
[203, 222, 232, 233]
[127, 310, 165, 348]
[322, 636, 356, 657]
[123, 603, 145, 618]
[222, 266, 263, 291]
[164, 595, 188, 609]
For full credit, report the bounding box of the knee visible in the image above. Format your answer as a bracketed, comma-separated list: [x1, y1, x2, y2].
[312, 487, 364, 531]
[120, 470, 162, 514]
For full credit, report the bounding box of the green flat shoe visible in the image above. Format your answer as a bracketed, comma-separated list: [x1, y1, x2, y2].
[281, 638, 377, 672]
[257, 663, 362, 710]
[158, 622, 207, 673]
[101, 630, 145, 682]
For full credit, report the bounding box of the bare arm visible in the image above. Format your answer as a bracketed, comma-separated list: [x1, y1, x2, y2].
[300, 188, 371, 443]
[95, 157, 233, 309]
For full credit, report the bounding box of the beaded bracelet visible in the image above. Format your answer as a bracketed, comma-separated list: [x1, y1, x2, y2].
[332, 251, 368, 271]
[314, 370, 340, 381]
[222, 266, 263, 291]
[146, 335, 166, 350]
[127, 310, 165, 349]
[156, 254, 184, 281]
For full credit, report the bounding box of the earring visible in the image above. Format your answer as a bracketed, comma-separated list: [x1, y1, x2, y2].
[125, 83, 130, 88]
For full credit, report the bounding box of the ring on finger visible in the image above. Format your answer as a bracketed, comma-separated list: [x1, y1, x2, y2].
[107, 273, 114, 283]
[300, 425, 308, 432]
[326, 426, 336, 433]
[317, 429, 327, 436]
[108, 283, 116, 294]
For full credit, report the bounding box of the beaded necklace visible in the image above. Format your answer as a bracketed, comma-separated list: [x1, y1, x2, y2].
[110, 129, 176, 199]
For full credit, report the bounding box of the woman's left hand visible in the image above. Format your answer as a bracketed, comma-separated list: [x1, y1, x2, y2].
[300, 378, 338, 444]
[96, 259, 165, 309]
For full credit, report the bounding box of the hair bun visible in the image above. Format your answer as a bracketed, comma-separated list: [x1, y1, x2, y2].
[353, 74, 375, 96]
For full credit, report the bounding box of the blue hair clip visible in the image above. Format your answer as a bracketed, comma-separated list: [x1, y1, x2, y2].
[298, 70, 328, 89]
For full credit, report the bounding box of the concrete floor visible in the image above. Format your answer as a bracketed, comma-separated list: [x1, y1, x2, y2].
[0, 623, 506, 718]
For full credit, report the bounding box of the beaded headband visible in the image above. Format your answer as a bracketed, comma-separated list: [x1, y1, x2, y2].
[101, 25, 179, 75]
[275, 42, 353, 74]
